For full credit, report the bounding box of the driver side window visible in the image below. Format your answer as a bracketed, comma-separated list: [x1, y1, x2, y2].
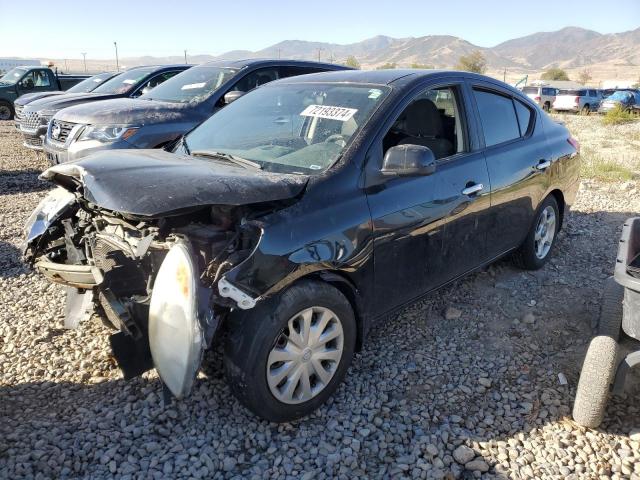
[230, 67, 280, 93]
[383, 86, 465, 160]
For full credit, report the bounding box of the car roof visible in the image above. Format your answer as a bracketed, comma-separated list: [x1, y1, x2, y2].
[269, 69, 503, 87]
[124, 64, 192, 72]
[198, 58, 349, 70]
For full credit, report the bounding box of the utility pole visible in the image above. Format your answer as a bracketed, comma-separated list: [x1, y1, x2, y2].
[503, 67, 506, 82]
[81, 52, 87, 72]
[317, 48, 324, 62]
[184, 50, 188, 64]
[277, 48, 281, 59]
[64, 59, 68, 72]
[114, 41, 119, 71]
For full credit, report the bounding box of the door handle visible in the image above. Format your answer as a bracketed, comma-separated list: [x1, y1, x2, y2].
[461, 183, 484, 196]
[536, 160, 552, 170]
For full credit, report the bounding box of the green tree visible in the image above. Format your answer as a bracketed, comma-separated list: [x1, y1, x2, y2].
[410, 63, 434, 69]
[455, 50, 487, 74]
[376, 62, 397, 70]
[577, 68, 592, 85]
[344, 56, 360, 69]
[541, 68, 570, 81]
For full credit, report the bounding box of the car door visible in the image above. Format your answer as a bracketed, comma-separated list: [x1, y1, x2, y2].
[365, 80, 491, 312]
[468, 81, 551, 260]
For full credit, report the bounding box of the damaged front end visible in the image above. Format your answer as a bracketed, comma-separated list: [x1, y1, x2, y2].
[23, 181, 267, 398]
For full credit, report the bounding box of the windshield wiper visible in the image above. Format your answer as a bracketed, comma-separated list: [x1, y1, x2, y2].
[191, 150, 262, 170]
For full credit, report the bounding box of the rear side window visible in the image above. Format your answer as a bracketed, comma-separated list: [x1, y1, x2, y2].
[279, 66, 329, 78]
[473, 89, 520, 147]
[514, 100, 533, 136]
[588, 90, 597, 97]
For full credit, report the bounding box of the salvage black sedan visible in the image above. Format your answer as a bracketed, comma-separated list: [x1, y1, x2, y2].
[24, 70, 580, 422]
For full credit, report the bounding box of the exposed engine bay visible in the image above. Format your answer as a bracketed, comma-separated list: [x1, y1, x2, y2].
[23, 188, 269, 394]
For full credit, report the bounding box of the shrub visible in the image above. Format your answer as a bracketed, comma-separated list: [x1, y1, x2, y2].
[602, 105, 637, 126]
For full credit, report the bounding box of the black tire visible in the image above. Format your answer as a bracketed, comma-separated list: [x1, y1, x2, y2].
[581, 104, 590, 115]
[0, 101, 13, 121]
[513, 195, 560, 270]
[572, 335, 620, 428]
[598, 277, 623, 339]
[543, 102, 551, 112]
[224, 279, 356, 422]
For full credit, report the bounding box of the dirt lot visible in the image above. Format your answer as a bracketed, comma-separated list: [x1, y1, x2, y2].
[1, 116, 640, 479]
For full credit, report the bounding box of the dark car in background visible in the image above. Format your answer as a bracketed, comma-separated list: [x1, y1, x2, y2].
[14, 71, 118, 111]
[16, 65, 190, 150]
[598, 90, 640, 114]
[0, 66, 89, 120]
[42, 59, 349, 164]
[24, 69, 580, 422]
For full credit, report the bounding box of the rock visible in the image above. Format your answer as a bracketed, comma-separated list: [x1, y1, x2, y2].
[445, 306, 463, 320]
[222, 457, 237, 472]
[629, 429, 640, 442]
[453, 446, 475, 465]
[478, 377, 492, 388]
[465, 458, 489, 472]
[522, 312, 536, 324]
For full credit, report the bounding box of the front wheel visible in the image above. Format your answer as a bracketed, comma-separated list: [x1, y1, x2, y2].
[224, 279, 356, 422]
[513, 196, 560, 270]
[0, 101, 13, 121]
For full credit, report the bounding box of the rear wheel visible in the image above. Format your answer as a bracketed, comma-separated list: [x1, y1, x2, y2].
[543, 102, 551, 112]
[513, 196, 559, 270]
[224, 279, 356, 422]
[0, 101, 13, 121]
[598, 277, 623, 339]
[581, 104, 591, 115]
[573, 335, 620, 428]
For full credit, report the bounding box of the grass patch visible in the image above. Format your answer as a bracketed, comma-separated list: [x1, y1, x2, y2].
[580, 148, 635, 182]
[601, 106, 637, 126]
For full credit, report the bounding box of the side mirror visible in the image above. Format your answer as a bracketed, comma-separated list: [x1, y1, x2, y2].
[224, 90, 245, 105]
[381, 144, 437, 177]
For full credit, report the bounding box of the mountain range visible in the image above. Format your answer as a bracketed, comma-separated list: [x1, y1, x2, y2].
[116, 26, 639, 72]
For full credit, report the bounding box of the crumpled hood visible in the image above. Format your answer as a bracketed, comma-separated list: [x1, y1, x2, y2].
[40, 149, 308, 217]
[26, 92, 126, 113]
[52, 98, 195, 125]
[15, 91, 65, 107]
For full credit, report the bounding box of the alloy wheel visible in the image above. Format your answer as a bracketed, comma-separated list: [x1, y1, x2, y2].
[0, 105, 11, 121]
[534, 206, 556, 259]
[267, 306, 344, 404]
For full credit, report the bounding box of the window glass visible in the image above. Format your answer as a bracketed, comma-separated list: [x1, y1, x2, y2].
[514, 100, 532, 136]
[588, 90, 597, 97]
[92, 67, 157, 94]
[522, 86, 538, 94]
[140, 66, 238, 103]
[473, 89, 520, 147]
[230, 67, 280, 93]
[33, 70, 51, 87]
[183, 83, 389, 174]
[558, 89, 585, 96]
[279, 66, 328, 78]
[67, 72, 115, 93]
[0, 67, 27, 85]
[382, 86, 464, 159]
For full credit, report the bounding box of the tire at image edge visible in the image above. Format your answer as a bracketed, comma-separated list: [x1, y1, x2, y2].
[572, 335, 620, 428]
[223, 279, 356, 422]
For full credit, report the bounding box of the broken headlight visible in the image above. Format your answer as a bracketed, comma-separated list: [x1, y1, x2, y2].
[22, 187, 76, 252]
[77, 125, 139, 143]
[148, 242, 204, 398]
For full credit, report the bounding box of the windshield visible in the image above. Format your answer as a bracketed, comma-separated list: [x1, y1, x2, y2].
[0, 67, 28, 85]
[140, 65, 238, 103]
[607, 91, 633, 101]
[92, 67, 156, 94]
[66, 72, 115, 93]
[522, 87, 539, 94]
[183, 83, 389, 174]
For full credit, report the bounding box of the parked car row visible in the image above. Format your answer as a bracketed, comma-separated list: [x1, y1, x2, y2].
[521, 84, 639, 115]
[19, 64, 580, 422]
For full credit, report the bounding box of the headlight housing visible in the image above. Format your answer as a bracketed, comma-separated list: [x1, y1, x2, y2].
[22, 187, 76, 252]
[77, 125, 139, 143]
[148, 242, 204, 398]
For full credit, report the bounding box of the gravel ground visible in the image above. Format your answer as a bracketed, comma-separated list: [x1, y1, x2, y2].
[1, 118, 640, 479]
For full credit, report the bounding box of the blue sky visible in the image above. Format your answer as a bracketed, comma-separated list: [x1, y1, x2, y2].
[1, 0, 639, 59]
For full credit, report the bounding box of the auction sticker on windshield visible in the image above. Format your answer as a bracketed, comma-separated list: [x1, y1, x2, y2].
[300, 105, 357, 122]
[181, 82, 206, 90]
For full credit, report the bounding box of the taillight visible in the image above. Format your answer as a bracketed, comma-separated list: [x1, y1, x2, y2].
[568, 137, 580, 153]
[574, 96, 580, 104]
[534, 96, 541, 102]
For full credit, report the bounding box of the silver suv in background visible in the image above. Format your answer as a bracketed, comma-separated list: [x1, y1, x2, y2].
[522, 85, 557, 111]
[553, 88, 601, 114]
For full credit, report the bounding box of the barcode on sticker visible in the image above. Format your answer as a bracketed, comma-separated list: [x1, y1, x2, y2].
[300, 104, 357, 122]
